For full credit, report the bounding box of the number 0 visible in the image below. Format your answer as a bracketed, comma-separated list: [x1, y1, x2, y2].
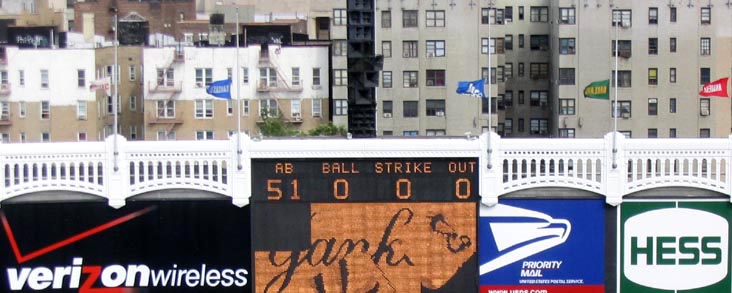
[455, 178, 471, 199]
[333, 179, 349, 200]
[396, 179, 411, 199]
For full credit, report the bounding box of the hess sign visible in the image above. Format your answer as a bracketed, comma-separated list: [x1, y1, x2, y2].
[251, 158, 479, 202]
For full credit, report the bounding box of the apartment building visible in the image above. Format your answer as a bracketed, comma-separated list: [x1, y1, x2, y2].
[0, 46, 101, 143]
[94, 46, 144, 140]
[142, 45, 330, 140]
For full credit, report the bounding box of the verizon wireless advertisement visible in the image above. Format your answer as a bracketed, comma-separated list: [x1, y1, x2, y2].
[0, 199, 251, 292]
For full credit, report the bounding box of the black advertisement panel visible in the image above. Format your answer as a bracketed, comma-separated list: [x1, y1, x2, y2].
[0, 199, 250, 292]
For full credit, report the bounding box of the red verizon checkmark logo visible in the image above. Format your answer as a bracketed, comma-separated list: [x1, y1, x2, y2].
[1, 206, 155, 264]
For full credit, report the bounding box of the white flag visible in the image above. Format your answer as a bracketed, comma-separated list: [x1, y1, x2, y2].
[89, 76, 111, 96]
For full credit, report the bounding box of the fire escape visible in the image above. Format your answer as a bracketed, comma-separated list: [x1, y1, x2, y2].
[256, 45, 304, 124]
[147, 47, 184, 135]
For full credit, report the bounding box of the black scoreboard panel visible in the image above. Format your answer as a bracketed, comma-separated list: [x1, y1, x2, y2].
[251, 157, 479, 202]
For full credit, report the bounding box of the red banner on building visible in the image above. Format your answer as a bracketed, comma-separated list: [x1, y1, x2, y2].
[699, 77, 729, 97]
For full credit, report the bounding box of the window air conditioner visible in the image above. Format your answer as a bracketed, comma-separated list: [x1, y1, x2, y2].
[436, 111, 445, 117]
[196, 82, 203, 88]
[427, 52, 434, 57]
[383, 113, 393, 118]
[621, 112, 630, 119]
[701, 109, 710, 116]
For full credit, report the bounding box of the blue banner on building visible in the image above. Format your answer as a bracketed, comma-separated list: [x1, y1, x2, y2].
[479, 199, 605, 293]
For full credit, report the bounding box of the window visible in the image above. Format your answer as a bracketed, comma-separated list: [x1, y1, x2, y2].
[559, 68, 575, 85]
[382, 10, 391, 28]
[518, 63, 524, 77]
[497, 66, 504, 82]
[529, 35, 549, 51]
[383, 71, 392, 88]
[700, 38, 711, 55]
[426, 100, 446, 116]
[227, 100, 233, 115]
[530, 7, 548, 22]
[260, 99, 279, 118]
[648, 128, 658, 138]
[334, 69, 347, 86]
[18, 102, 25, 118]
[333, 40, 347, 56]
[670, 98, 677, 113]
[334, 9, 346, 25]
[481, 67, 496, 84]
[156, 68, 174, 86]
[670, 68, 676, 83]
[227, 68, 232, 80]
[157, 131, 176, 141]
[40, 69, 48, 88]
[518, 118, 525, 132]
[612, 10, 632, 27]
[403, 71, 418, 88]
[291, 67, 300, 86]
[426, 129, 446, 136]
[505, 63, 513, 80]
[530, 91, 548, 107]
[648, 8, 658, 24]
[0, 102, 8, 120]
[560, 99, 575, 115]
[648, 98, 658, 115]
[505, 6, 513, 22]
[518, 91, 525, 104]
[425, 40, 445, 57]
[383, 101, 393, 116]
[612, 40, 632, 57]
[195, 100, 213, 118]
[335, 100, 348, 116]
[530, 119, 549, 135]
[313, 68, 321, 86]
[481, 8, 491, 24]
[259, 67, 277, 88]
[700, 98, 710, 116]
[559, 38, 575, 54]
[130, 126, 137, 140]
[156, 100, 175, 118]
[403, 131, 419, 136]
[670, 128, 677, 138]
[78, 132, 87, 142]
[612, 101, 632, 118]
[559, 128, 575, 138]
[242, 100, 250, 116]
[495, 38, 505, 54]
[481, 38, 493, 54]
[425, 10, 445, 27]
[0, 70, 7, 86]
[129, 65, 136, 81]
[403, 41, 418, 58]
[559, 8, 575, 24]
[504, 91, 513, 106]
[504, 119, 513, 136]
[1, 133, 9, 143]
[403, 10, 418, 27]
[41, 132, 50, 142]
[505, 35, 513, 50]
[77, 69, 85, 87]
[700, 128, 711, 138]
[18, 70, 24, 86]
[426, 70, 445, 86]
[242, 67, 249, 84]
[648, 38, 658, 55]
[670, 7, 677, 22]
[670, 38, 677, 53]
[403, 101, 418, 117]
[40, 101, 50, 119]
[519, 6, 524, 20]
[700, 68, 710, 84]
[518, 34, 524, 48]
[612, 70, 632, 87]
[382, 41, 392, 57]
[648, 68, 658, 85]
[195, 68, 212, 87]
[196, 131, 214, 140]
[701, 7, 711, 25]
[312, 99, 322, 117]
[291, 101, 301, 122]
[529, 63, 549, 80]
[77, 101, 87, 119]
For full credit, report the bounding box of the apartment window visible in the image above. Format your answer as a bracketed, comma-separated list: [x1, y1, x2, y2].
[403, 101, 418, 117]
[195, 100, 213, 118]
[481, 67, 496, 84]
[227, 68, 232, 80]
[242, 100, 250, 116]
[426, 100, 446, 116]
[40, 69, 48, 88]
[670, 128, 677, 138]
[649, 8, 658, 24]
[403, 10, 418, 27]
[40, 101, 50, 119]
[559, 38, 575, 54]
[0, 102, 8, 120]
[383, 101, 393, 116]
[505, 6, 513, 22]
[242, 67, 249, 84]
[481, 38, 494, 54]
[700, 128, 711, 138]
[700, 7, 711, 25]
[559, 68, 575, 85]
[504, 119, 513, 136]
[403, 71, 418, 88]
[495, 9, 504, 24]
[226, 100, 233, 115]
[334, 69, 347, 86]
[505, 35, 513, 50]
[260, 99, 279, 118]
[426, 70, 445, 86]
[518, 91, 525, 105]
[518, 118, 525, 132]
[670, 38, 677, 53]
[670, 98, 677, 113]
[519, 6, 524, 20]
[18, 70, 24, 86]
[530, 7, 548, 22]
[648, 38, 658, 55]
[530, 91, 548, 107]
[129, 65, 136, 81]
[333, 40, 348, 56]
[670, 7, 677, 22]
[77, 132, 87, 142]
[518, 34, 524, 48]
[481, 8, 491, 24]
[700, 98, 710, 116]
[530, 119, 549, 135]
[77, 69, 85, 87]
[1, 133, 8, 143]
[156, 100, 175, 118]
[425, 40, 445, 57]
[530, 35, 549, 51]
[403, 41, 418, 57]
[612, 40, 632, 57]
[382, 41, 392, 57]
[157, 131, 176, 141]
[648, 68, 658, 85]
[497, 66, 504, 82]
[195, 68, 213, 87]
[612, 70, 632, 87]
[77, 101, 87, 119]
[425, 10, 445, 27]
[382, 10, 391, 28]
[529, 63, 549, 80]
[648, 128, 658, 138]
[612, 101, 632, 118]
[196, 131, 214, 140]
[700, 68, 710, 84]
[559, 128, 575, 138]
[334, 9, 346, 25]
[700, 38, 711, 55]
[612, 10, 632, 27]
[312, 68, 321, 86]
[505, 63, 513, 80]
[0, 70, 7, 86]
[129, 126, 137, 140]
[560, 99, 575, 115]
[334, 100, 348, 116]
[291, 67, 300, 86]
[495, 38, 505, 54]
[504, 91, 513, 106]
[41, 133, 50, 142]
[403, 131, 419, 136]
[18, 102, 25, 118]
[426, 129, 446, 136]
[648, 98, 658, 115]
[156, 68, 174, 86]
[559, 8, 575, 24]
[518, 63, 524, 77]
[383, 71, 392, 88]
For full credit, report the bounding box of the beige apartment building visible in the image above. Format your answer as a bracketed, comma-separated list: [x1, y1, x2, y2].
[94, 46, 144, 140]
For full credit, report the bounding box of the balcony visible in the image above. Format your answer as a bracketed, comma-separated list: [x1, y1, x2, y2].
[147, 112, 182, 125]
[257, 80, 303, 92]
[148, 81, 182, 93]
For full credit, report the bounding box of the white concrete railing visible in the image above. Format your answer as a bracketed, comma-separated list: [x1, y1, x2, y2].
[0, 132, 730, 207]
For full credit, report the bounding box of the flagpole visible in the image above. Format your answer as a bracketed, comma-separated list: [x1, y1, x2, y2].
[486, 1, 493, 169]
[612, 16, 619, 169]
[235, 6, 242, 170]
[113, 11, 119, 172]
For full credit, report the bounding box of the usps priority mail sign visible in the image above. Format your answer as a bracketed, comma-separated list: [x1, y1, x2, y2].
[621, 201, 732, 292]
[479, 199, 605, 293]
